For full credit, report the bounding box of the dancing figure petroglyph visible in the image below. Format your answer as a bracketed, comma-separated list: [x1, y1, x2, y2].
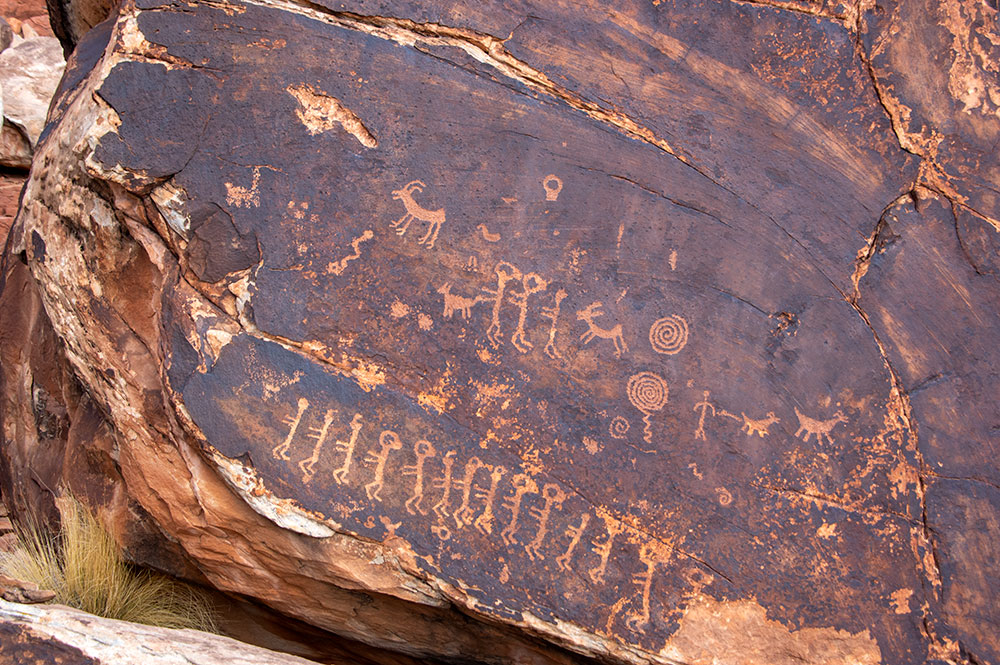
[482, 262, 522, 347]
[390, 180, 445, 248]
[626, 543, 660, 634]
[300, 409, 335, 484]
[578, 301, 628, 357]
[501, 473, 538, 546]
[474, 465, 506, 535]
[364, 430, 403, 502]
[510, 273, 548, 353]
[403, 440, 436, 515]
[332, 413, 364, 484]
[589, 516, 623, 584]
[556, 513, 591, 571]
[741, 412, 780, 438]
[540, 289, 568, 360]
[329, 230, 374, 275]
[438, 283, 480, 320]
[455, 457, 486, 528]
[525, 483, 567, 561]
[794, 407, 848, 444]
[692, 391, 715, 441]
[432, 451, 457, 519]
[274, 398, 309, 461]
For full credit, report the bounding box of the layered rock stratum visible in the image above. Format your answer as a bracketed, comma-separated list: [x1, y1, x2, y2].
[1, 0, 998, 664]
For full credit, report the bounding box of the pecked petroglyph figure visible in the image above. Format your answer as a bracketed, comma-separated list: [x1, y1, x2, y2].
[741, 411, 780, 438]
[299, 408, 336, 484]
[432, 450, 457, 520]
[525, 483, 567, 561]
[474, 464, 506, 535]
[390, 180, 446, 248]
[273, 397, 309, 461]
[438, 282, 481, 320]
[578, 301, 628, 357]
[364, 430, 403, 502]
[482, 262, 522, 347]
[403, 439, 436, 515]
[625, 543, 660, 634]
[510, 273, 548, 353]
[540, 289, 568, 360]
[331, 413, 364, 485]
[794, 407, 848, 444]
[556, 513, 591, 571]
[501, 473, 538, 546]
[455, 456, 486, 528]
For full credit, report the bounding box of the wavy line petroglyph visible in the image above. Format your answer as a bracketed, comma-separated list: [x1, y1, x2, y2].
[627, 372, 669, 445]
[328, 229, 373, 275]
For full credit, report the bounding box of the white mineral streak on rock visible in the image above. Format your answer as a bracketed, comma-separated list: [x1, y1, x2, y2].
[0, 36, 65, 147]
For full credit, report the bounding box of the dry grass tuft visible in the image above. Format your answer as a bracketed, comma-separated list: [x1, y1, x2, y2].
[0, 494, 217, 632]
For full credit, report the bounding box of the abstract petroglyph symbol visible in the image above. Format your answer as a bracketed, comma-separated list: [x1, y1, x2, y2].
[649, 314, 689, 355]
[525, 483, 567, 561]
[609, 416, 631, 440]
[669, 249, 678, 271]
[455, 457, 486, 528]
[273, 397, 309, 461]
[716, 487, 733, 506]
[627, 372, 669, 445]
[432, 450, 457, 519]
[438, 283, 480, 320]
[299, 409, 335, 483]
[431, 524, 451, 541]
[477, 224, 501, 242]
[364, 430, 403, 502]
[626, 543, 661, 634]
[692, 390, 715, 441]
[794, 407, 848, 444]
[225, 167, 260, 208]
[540, 289, 568, 360]
[501, 473, 538, 546]
[510, 273, 549, 353]
[474, 465, 506, 535]
[380, 516, 402, 537]
[542, 174, 563, 201]
[578, 302, 628, 357]
[390, 181, 445, 248]
[741, 412, 780, 437]
[332, 413, 364, 484]
[556, 513, 591, 571]
[483, 262, 522, 347]
[328, 229, 374, 275]
[466, 255, 478, 271]
[589, 514, 623, 584]
[403, 439, 436, 515]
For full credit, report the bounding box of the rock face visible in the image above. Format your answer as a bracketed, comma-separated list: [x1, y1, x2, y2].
[2, 1, 999, 664]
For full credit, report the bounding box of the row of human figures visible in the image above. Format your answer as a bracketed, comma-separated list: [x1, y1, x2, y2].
[270, 395, 691, 634]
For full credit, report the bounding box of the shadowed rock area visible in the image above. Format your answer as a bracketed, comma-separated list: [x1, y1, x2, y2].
[1, 0, 998, 664]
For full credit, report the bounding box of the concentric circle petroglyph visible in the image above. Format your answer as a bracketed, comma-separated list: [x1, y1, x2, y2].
[649, 314, 688, 355]
[627, 372, 669, 414]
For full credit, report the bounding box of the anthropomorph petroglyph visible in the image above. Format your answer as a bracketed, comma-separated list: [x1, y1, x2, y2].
[556, 513, 591, 571]
[332, 413, 363, 484]
[299, 408, 336, 483]
[483, 262, 522, 347]
[589, 513, 623, 584]
[525, 483, 567, 561]
[794, 407, 848, 444]
[501, 473, 538, 546]
[510, 273, 548, 353]
[626, 543, 661, 634]
[328, 229, 373, 275]
[432, 450, 457, 520]
[578, 301, 628, 357]
[474, 465, 506, 535]
[542, 174, 563, 201]
[741, 412, 780, 437]
[403, 439, 436, 515]
[438, 283, 480, 320]
[692, 390, 715, 441]
[540, 289, 568, 360]
[455, 457, 486, 528]
[649, 314, 689, 355]
[273, 397, 309, 461]
[364, 430, 403, 502]
[627, 372, 669, 445]
[390, 180, 445, 249]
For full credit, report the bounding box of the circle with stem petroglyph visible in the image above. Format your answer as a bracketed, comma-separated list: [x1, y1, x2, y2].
[627, 372, 669, 414]
[649, 314, 689, 355]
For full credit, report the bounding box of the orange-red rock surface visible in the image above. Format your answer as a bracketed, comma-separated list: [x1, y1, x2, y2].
[1, 1, 998, 664]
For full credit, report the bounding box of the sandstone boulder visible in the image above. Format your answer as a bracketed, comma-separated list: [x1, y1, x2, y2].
[2, 1, 999, 664]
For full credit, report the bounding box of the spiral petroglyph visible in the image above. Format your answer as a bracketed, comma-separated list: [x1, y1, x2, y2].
[627, 372, 668, 445]
[649, 315, 688, 355]
[609, 416, 631, 439]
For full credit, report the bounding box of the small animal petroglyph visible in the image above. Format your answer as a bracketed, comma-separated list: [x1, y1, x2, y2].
[794, 407, 848, 444]
[477, 224, 501, 242]
[299, 409, 335, 484]
[328, 229, 373, 275]
[510, 273, 548, 353]
[627, 372, 669, 445]
[482, 262, 522, 347]
[332, 413, 364, 484]
[589, 516, 623, 584]
[542, 174, 563, 201]
[273, 397, 309, 461]
[390, 180, 445, 249]
[402, 439, 436, 515]
[556, 513, 591, 571]
[437, 283, 480, 320]
[455, 457, 486, 528]
[501, 473, 538, 546]
[540, 289, 568, 360]
[578, 301, 628, 357]
[364, 430, 403, 502]
[431, 451, 457, 519]
[626, 543, 660, 634]
[692, 391, 715, 442]
[525, 483, 567, 561]
[474, 465, 506, 535]
[741, 412, 780, 437]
